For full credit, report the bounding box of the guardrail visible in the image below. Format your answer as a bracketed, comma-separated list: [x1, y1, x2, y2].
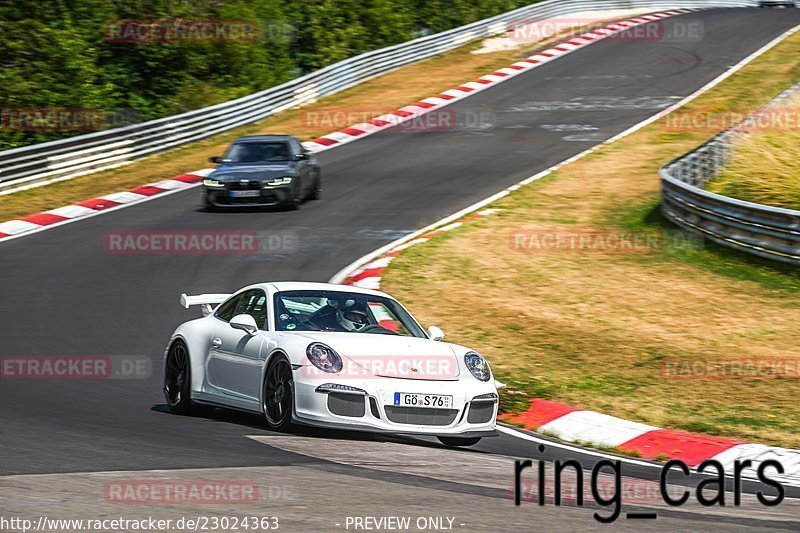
[0, 0, 753, 194]
[660, 84, 800, 265]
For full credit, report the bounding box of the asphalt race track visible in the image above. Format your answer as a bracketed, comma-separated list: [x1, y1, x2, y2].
[2, 8, 800, 530]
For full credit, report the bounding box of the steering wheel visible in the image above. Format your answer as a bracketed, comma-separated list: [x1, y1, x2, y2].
[359, 324, 399, 335]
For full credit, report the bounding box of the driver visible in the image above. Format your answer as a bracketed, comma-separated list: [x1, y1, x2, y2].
[274, 143, 290, 159]
[235, 144, 259, 162]
[336, 308, 369, 332]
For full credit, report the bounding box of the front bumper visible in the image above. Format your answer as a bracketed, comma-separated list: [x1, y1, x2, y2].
[204, 184, 293, 207]
[293, 370, 498, 437]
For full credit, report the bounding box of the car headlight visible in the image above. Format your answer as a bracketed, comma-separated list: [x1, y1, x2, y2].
[265, 176, 293, 187]
[203, 179, 224, 188]
[306, 342, 342, 373]
[464, 351, 491, 382]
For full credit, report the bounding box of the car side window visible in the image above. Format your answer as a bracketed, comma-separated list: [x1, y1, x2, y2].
[289, 138, 303, 157]
[235, 289, 269, 329]
[214, 295, 241, 322]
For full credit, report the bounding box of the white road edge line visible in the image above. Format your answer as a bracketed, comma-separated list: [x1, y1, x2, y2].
[497, 425, 659, 468]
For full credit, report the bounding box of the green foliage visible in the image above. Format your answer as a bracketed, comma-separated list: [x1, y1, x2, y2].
[0, 0, 534, 150]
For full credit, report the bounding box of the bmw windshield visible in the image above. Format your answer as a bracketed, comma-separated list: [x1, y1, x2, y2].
[274, 290, 427, 337]
[223, 142, 292, 163]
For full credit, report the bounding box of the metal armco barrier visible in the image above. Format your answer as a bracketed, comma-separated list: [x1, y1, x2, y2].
[661, 84, 800, 265]
[0, 0, 753, 193]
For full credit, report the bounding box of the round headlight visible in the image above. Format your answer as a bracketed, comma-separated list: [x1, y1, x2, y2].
[306, 343, 343, 373]
[464, 351, 491, 382]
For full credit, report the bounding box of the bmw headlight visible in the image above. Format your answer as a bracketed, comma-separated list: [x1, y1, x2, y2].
[464, 351, 491, 382]
[265, 176, 293, 187]
[306, 342, 342, 373]
[203, 179, 224, 188]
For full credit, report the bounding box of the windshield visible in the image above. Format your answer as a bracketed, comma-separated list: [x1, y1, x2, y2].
[274, 290, 426, 337]
[223, 141, 291, 163]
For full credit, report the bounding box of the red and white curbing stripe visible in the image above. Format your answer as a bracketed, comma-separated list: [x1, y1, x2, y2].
[0, 169, 215, 243]
[0, 9, 693, 245]
[302, 10, 696, 153]
[504, 399, 800, 486]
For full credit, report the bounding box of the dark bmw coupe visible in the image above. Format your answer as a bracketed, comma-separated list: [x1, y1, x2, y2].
[203, 135, 321, 209]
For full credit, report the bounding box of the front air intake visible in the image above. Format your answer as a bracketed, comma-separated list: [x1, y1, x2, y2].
[327, 393, 366, 417]
[383, 406, 458, 426]
[467, 401, 495, 424]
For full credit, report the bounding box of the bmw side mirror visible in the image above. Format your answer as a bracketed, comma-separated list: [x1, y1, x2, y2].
[427, 326, 445, 341]
[230, 314, 258, 336]
[209, 155, 222, 164]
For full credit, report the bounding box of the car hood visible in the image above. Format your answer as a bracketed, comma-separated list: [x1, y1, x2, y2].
[210, 163, 297, 182]
[291, 332, 461, 380]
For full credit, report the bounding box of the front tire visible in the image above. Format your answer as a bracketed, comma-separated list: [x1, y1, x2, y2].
[287, 182, 301, 210]
[262, 356, 294, 431]
[308, 173, 322, 200]
[164, 340, 192, 414]
[437, 436, 481, 447]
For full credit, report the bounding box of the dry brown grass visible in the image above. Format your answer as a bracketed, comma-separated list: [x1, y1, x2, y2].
[382, 32, 800, 447]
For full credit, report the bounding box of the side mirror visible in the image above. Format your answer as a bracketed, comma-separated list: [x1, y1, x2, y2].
[230, 314, 258, 336]
[427, 326, 445, 341]
[293, 153, 305, 160]
[209, 155, 222, 164]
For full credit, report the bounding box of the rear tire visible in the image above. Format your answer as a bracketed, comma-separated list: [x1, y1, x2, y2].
[164, 340, 193, 414]
[262, 356, 294, 431]
[437, 436, 481, 447]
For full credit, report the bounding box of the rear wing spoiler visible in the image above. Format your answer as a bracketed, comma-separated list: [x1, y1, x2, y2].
[180, 293, 231, 316]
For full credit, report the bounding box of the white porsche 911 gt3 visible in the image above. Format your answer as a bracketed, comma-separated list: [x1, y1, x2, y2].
[164, 282, 498, 446]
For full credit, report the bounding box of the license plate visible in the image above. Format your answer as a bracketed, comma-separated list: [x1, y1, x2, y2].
[229, 190, 261, 198]
[394, 392, 453, 409]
